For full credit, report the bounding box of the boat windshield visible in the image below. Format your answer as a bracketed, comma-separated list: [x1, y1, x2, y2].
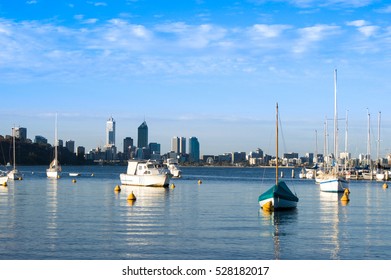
[147, 164, 155, 169]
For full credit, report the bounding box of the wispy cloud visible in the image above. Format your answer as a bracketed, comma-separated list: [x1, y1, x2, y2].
[0, 16, 389, 83]
[293, 24, 340, 53]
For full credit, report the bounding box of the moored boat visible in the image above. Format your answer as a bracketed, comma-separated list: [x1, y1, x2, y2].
[258, 103, 299, 210]
[120, 160, 171, 187]
[47, 113, 61, 179]
[166, 158, 182, 178]
[317, 69, 348, 193]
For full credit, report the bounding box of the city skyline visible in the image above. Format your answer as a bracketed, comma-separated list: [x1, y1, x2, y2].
[1, 1, 391, 157]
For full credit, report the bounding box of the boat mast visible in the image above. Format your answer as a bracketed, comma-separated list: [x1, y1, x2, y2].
[367, 108, 371, 167]
[13, 126, 16, 170]
[276, 102, 279, 185]
[333, 69, 338, 172]
[377, 111, 381, 163]
[55, 113, 58, 166]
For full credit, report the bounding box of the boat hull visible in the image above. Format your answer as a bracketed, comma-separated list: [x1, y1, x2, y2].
[7, 169, 22, 180]
[258, 181, 298, 210]
[47, 170, 61, 179]
[259, 197, 298, 209]
[319, 178, 348, 192]
[0, 175, 8, 185]
[120, 173, 170, 187]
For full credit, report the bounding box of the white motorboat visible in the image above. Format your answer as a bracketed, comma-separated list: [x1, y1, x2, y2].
[69, 173, 81, 177]
[166, 158, 182, 178]
[120, 160, 171, 187]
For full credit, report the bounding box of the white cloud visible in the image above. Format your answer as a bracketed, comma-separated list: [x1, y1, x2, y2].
[293, 24, 340, 53]
[346, 20, 368, 27]
[358, 25, 378, 37]
[347, 20, 378, 37]
[250, 24, 292, 38]
[155, 22, 227, 49]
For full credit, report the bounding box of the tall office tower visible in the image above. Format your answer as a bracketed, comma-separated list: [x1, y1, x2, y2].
[180, 137, 186, 154]
[123, 137, 134, 153]
[138, 121, 148, 148]
[189, 137, 200, 162]
[106, 116, 115, 147]
[12, 127, 27, 141]
[171, 137, 180, 153]
[66, 140, 75, 153]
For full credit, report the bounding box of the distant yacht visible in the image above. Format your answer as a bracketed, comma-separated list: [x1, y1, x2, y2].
[166, 158, 182, 178]
[47, 114, 62, 179]
[318, 70, 348, 192]
[120, 160, 170, 187]
[8, 130, 22, 180]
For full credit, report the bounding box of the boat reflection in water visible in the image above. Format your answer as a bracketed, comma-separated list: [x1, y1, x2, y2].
[319, 191, 349, 259]
[259, 209, 298, 260]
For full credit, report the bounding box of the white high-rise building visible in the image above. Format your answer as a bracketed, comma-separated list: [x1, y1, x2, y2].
[171, 137, 180, 153]
[106, 117, 115, 147]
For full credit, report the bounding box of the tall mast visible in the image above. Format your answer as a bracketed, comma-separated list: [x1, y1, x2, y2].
[13, 126, 16, 170]
[276, 102, 279, 185]
[333, 69, 338, 168]
[55, 113, 58, 164]
[315, 129, 318, 163]
[367, 108, 371, 166]
[377, 111, 381, 161]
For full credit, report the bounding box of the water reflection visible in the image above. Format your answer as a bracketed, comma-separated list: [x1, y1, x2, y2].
[119, 185, 173, 258]
[46, 179, 58, 251]
[259, 209, 298, 260]
[319, 191, 348, 259]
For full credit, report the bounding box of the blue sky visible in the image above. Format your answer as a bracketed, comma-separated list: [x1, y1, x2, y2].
[1, 0, 391, 158]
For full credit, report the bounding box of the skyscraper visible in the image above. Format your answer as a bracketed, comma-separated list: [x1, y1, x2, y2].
[171, 137, 180, 153]
[66, 140, 75, 153]
[189, 137, 200, 163]
[172, 136, 186, 154]
[180, 137, 186, 154]
[106, 117, 115, 147]
[12, 127, 27, 141]
[138, 121, 148, 148]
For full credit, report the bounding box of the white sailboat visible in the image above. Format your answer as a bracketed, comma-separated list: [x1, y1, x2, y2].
[375, 111, 385, 181]
[46, 114, 62, 179]
[8, 129, 23, 180]
[318, 69, 348, 192]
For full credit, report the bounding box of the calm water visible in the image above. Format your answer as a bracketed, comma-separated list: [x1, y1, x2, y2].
[1, 166, 391, 260]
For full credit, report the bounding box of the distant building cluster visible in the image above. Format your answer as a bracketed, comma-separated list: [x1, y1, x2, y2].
[84, 117, 201, 164]
[1, 120, 391, 168]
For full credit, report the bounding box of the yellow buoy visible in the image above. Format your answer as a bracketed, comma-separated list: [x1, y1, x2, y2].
[114, 185, 121, 192]
[72, 179, 77, 183]
[57, 175, 61, 179]
[18, 177, 23, 181]
[383, 183, 388, 189]
[2, 182, 7, 187]
[198, 180, 202, 185]
[341, 193, 350, 202]
[344, 188, 350, 195]
[127, 191, 137, 201]
[262, 201, 273, 212]
[170, 183, 175, 189]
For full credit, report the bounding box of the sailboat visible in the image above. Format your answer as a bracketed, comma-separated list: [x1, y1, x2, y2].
[8, 129, 23, 180]
[318, 69, 348, 192]
[258, 103, 299, 210]
[46, 114, 62, 179]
